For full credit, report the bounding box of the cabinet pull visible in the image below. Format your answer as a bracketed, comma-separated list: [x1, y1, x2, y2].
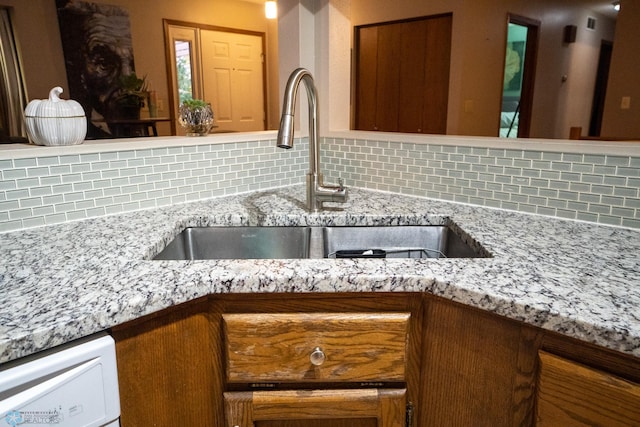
[405, 401, 414, 427]
[309, 347, 326, 366]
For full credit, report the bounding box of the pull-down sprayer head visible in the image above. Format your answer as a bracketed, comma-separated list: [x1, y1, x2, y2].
[277, 113, 295, 149]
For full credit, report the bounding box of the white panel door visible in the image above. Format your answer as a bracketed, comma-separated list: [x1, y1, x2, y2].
[201, 30, 265, 132]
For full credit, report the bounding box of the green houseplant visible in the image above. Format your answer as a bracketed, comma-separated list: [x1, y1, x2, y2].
[111, 72, 148, 120]
[178, 98, 214, 136]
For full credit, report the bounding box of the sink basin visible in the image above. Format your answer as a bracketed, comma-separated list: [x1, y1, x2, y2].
[322, 225, 488, 259]
[153, 225, 488, 260]
[154, 227, 311, 260]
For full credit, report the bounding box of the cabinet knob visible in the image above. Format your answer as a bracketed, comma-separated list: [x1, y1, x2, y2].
[309, 347, 326, 366]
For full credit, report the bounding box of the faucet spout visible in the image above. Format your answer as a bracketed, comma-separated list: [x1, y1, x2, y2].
[276, 68, 347, 211]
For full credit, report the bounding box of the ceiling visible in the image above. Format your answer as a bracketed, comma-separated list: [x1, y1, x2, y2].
[238, 0, 620, 19]
[582, 0, 620, 18]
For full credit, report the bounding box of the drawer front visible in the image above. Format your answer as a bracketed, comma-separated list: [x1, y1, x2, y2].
[223, 312, 410, 383]
[537, 351, 640, 426]
[224, 388, 406, 424]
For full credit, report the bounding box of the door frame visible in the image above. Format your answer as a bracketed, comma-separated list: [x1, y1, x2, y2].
[503, 14, 540, 138]
[163, 22, 204, 135]
[589, 40, 613, 137]
[163, 19, 268, 134]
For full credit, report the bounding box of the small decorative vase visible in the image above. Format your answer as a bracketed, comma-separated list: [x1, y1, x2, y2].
[178, 103, 214, 136]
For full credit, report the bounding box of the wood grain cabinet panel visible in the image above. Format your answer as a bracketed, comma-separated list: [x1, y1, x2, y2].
[354, 14, 452, 134]
[111, 298, 225, 427]
[224, 388, 406, 427]
[536, 350, 640, 426]
[223, 312, 410, 383]
[112, 293, 640, 427]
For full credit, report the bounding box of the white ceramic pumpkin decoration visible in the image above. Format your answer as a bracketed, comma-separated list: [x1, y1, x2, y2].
[24, 87, 87, 146]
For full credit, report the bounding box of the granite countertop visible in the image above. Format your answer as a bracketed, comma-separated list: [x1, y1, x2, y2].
[1, 186, 639, 364]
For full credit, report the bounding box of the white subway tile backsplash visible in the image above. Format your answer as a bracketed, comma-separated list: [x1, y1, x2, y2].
[582, 174, 604, 184]
[29, 186, 52, 197]
[617, 167, 640, 177]
[623, 218, 640, 228]
[6, 188, 29, 200]
[5, 169, 28, 179]
[605, 155, 630, 167]
[614, 187, 638, 197]
[322, 137, 640, 228]
[625, 198, 640, 209]
[22, 216, 45, 228]
[0, 201, 18, 212]
[1, 137, 639, 232]
[579, 193, 601, 203]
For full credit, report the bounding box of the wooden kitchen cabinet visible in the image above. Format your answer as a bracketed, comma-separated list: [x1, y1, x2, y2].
[222, 308, 413, 426]
[111, 293, 640, 427]
[418, 295, 541, 426]
[224, 388, 406, 427]
[112, 293, 422, 427]
[417, 295, 640, 427]
[536, 351, 640, 426]
[111, 297, 226, 426]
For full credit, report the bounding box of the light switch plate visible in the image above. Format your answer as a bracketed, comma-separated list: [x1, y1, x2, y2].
[621, 96, 631, 109]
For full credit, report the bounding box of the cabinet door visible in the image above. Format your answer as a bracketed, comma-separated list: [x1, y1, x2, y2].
[536, 351, 640, 426]
[224, 388, 406, 427]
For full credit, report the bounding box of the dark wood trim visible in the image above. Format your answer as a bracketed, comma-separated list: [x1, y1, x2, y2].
[589, 40, 613, 137]
[354, 12, 454, 30]
[164, 18, 265, 38]
[162, 19, 178, 135]
[504, 14, 540, 139]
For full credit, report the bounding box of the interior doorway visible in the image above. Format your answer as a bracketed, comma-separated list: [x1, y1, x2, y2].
[589, 40, 613, 137]
[500, 15, 539, 138]
[353, 14, 452, 134]
[164, 21, 266, 134]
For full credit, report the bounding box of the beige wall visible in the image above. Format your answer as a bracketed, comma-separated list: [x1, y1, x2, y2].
[1, 0, 279, 134]
[4, 0, 632, 140]
[0, 0, 68, 99]
[350, 0, 616, 139]
[601, 0, 640, 139]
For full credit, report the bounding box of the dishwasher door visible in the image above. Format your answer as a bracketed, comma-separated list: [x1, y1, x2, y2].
[0, 333, 120, 427]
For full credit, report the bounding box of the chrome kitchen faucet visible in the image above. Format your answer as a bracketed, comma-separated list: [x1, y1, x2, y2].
[276, 68, 347, 211]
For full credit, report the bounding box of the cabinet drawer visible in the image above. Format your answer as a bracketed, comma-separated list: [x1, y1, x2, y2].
[224, 388, 406, 424]
[536, 351, 640, 426]
[223, 312, 410, 383]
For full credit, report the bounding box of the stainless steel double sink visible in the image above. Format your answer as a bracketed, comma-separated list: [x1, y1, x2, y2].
[153, 225, 490, 260]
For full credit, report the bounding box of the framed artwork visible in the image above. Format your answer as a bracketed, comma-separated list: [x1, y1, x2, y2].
[56, 0, 135, 138]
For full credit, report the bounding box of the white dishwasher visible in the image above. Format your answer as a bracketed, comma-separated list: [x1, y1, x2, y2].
[0, 333, 120, 427]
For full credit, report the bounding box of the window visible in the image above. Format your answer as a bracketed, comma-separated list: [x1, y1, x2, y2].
[175, 40, 194, 103]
